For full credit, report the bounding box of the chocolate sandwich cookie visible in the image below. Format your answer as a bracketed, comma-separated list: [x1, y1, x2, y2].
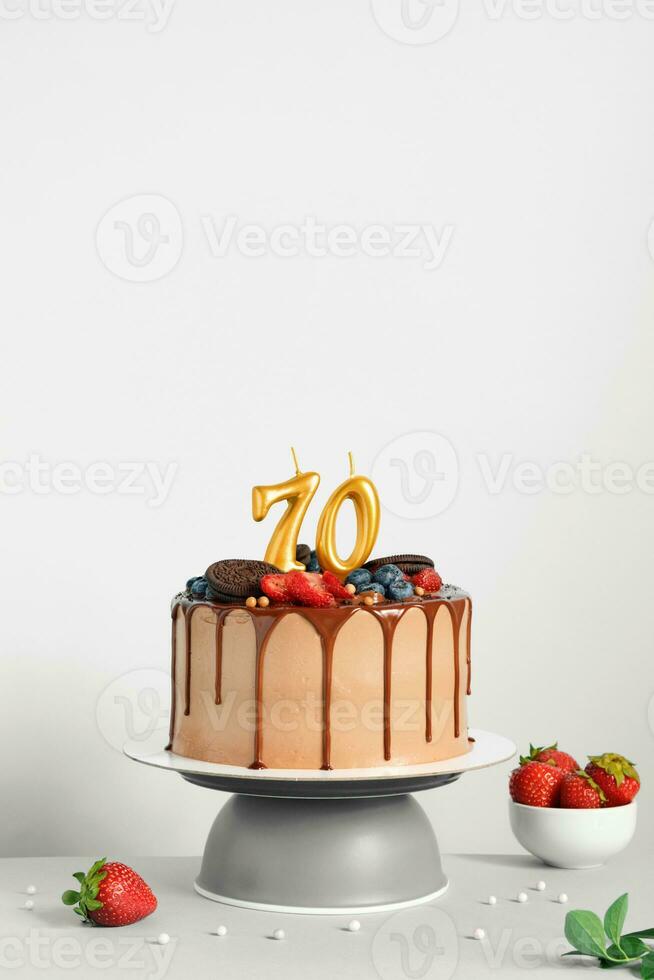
[205, 559, 280, 604]
[296, 543, 311, 567]
[364, 554, 435, 577]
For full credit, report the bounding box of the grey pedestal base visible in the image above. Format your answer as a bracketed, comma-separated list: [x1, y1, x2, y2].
[194, 793, 448, 914]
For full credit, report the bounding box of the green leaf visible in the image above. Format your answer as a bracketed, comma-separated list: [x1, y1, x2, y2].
[565, 911, 609, 960]
[620, 937, 650, 958]
[73, 872, 86, 885]
[62, 890, 80, 906]
[642, 952, 654, 979]
[604, 894, 629, 948]
[88, 857, 107, 875]
[85, 899, 103, 911]
[73, 907, 86, 918]
[625, 930, 654, 941]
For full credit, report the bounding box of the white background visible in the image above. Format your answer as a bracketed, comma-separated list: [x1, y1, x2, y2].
[2, 0, 653, 860]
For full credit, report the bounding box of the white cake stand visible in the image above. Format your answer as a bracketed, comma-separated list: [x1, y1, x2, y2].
[125, 728, 515, 915]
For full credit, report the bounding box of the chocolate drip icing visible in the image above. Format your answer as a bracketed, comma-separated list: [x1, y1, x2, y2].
[465, 597, 472, 696]
[168, 589, 471, 769]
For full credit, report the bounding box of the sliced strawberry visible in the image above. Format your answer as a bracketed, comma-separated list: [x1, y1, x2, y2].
[322, 571, 351, 600]
[286, 571, 336, 608]
[412, 568, 443, 592]
[260, 574, 293, 603]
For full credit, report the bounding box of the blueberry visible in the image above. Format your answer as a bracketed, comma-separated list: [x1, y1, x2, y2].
[306, 551, 322, 573]
[388, 580, 415, 601]
[186, 576, 201, 590]
[346, 568, 372, 591]
[372, 564, 403, 588]
[362, 582, 386, 597]
[191, 576, 208, 598]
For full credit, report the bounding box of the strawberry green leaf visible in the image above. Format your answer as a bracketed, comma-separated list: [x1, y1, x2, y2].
[85, 899, 103, 911]
[73, 872, 86, 885]
[624, 930, 654, 941]
[62, 890, 80, 905]
[604, 894, 628, 948]
[565, 911, 609, 960]
[642, 953, 654, 979]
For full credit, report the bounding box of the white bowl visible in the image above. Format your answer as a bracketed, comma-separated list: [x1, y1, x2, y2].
[509, 800, 637, 869]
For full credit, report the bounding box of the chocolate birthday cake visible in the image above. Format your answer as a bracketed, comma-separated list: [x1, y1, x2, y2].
[167, 457, 473, 771]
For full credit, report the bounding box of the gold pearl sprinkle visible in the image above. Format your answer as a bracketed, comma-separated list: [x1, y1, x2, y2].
[245, 597, 257, 608]
[257, 595, 270, 608]
[345, 583, 356, 595]
[415, 586, 425, 596]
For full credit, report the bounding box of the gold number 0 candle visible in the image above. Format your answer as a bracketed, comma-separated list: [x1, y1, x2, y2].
[252, 448, 320, 572]
[316, 452, 380, 579]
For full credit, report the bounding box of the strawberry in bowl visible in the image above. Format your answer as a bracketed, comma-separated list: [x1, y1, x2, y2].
[509, 744, 639, 868]
[585, 754, 641, 807]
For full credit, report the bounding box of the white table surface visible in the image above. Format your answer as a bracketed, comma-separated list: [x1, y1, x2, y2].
[1, 848, 650, 979]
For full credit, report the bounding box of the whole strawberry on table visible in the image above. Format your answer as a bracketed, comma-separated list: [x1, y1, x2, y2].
[62, 858, 157, 926]
[509, 743, 640, 809]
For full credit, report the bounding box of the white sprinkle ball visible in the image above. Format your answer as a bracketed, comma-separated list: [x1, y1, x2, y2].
[272, 929, 285, 941]
[347, 920, 361, 932]
[536, 881, 546, 892]
[558, 893, 569, 904]
[488, 895, 497, 906]
[517, 892, 528, 903]
[157, 934, 170, 945]
[26, 885, 37, 895]
[216, 925, 228, 937]
[473, 928, 485, 941]
[24, 900, 34, 910]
